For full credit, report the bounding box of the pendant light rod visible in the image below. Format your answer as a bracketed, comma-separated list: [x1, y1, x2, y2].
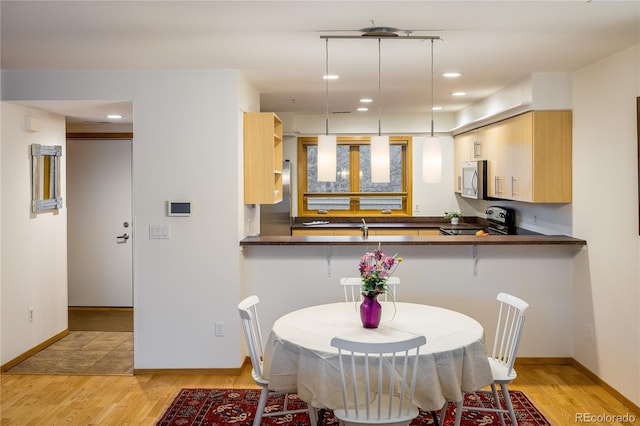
[430, 38, 435, 137]
[423, 37, 442, 184]
[325, 37, 330, 135]
[318, 37, 337, 182]
[377, 37, 382, 136]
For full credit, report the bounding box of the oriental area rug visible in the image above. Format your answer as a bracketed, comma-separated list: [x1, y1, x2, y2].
[155, 388, 551, 426]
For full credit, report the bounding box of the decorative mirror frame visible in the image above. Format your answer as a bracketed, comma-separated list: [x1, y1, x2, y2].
[31, 143, 63, 213]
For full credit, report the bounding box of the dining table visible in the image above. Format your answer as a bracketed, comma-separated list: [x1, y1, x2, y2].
[262, 301, 493, 412]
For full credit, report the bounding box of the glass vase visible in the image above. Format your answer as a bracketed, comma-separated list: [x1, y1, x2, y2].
[360, 294, 382, 328]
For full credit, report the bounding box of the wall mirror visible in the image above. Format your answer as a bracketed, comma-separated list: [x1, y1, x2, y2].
[31, 144, 63, 213]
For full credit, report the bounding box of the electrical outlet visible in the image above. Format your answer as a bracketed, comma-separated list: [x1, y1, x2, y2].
[28, 307, 34, 322]
[587, 323, 594, 342]
[215, 321, 225, 337]
[415, 203, 420, 212]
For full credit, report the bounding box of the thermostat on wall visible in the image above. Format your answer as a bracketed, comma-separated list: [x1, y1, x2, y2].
[167, 201, 191, 217]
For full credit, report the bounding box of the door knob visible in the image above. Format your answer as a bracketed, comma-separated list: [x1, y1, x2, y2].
[116, 233, 130, 240]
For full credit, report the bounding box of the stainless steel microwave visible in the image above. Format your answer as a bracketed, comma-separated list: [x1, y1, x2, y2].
[461, 160, 487, 200]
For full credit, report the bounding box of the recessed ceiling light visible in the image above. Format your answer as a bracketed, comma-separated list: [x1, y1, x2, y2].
[450, 92, 466, 96]
[431, 106, 443, 111]
[357, 107, 369, 112]
[323, 75, 339, 80]
[360, 98, 373, 103]
[107, 114, 123, 119]
[443, 72, 461, 78]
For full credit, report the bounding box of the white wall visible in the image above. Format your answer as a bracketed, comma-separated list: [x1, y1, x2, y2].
[242, 244, 576, 358]
[0, 103, 68, 364]
[572, 44, 640, 405]
[453, 73, 572, 132]
[239, 75, 261, 238]
[131, 70, 245, 368]
[1, 69, 255, 369]
[0, 80, 2, 363]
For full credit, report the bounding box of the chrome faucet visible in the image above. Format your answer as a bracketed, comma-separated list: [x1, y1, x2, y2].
[361, 218, 369, 238]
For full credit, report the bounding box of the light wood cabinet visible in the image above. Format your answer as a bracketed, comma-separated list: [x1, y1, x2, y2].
[292, 228, 438, 236]
[503, 112, 534, 201]
[373, 229, 419, 236]
[418, 229, 440, 236]
[334, 229, 364, 236]
[456, 110, 572, 203]
[243, 112, 283, 204]
[292, 228, 332, 236]
[292, 229, 362, 236]
[490, 111, 571, 203]
[482, 119, 509, 199]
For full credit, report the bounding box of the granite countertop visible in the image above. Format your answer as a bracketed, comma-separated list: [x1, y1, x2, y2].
[239, 234, 586, 247]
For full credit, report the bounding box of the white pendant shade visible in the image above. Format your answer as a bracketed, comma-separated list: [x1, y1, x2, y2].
[422, 136, 442, 183]
[317, 134, 337, 182]
[371, 135, 390, 183]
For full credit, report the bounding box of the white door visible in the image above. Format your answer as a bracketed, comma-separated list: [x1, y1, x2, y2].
[67, 139, 132, 307]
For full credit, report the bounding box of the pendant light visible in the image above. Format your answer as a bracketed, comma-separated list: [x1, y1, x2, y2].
[317, 38, 337, 182]
[371, 37, 390, 183]
[423, 38, 442, 183]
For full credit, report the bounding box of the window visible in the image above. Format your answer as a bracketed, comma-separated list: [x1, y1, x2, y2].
[297, 136, 412, 216]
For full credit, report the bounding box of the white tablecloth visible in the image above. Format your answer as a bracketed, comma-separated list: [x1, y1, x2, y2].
[263, 302, 493, 411]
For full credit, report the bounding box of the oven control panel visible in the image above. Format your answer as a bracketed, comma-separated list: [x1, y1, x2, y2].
[486, 206, 515, 226]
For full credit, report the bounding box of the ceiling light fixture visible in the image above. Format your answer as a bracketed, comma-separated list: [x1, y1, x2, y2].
[360, 98, 373, 103]
[443, 72, 461, 78]
[317, 37, 337, 182]
[423, 38, 442, 183]
[107, 114, 123, 119]
[371, 37, 390, 183]
[319, 32, 442, 184]
[451, 91, 466, 96]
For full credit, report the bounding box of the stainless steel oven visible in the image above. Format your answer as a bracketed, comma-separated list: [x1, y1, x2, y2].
[485, 206, 516, 235]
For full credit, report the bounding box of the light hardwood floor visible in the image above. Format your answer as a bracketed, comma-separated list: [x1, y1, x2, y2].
[1, 363, 639, 425]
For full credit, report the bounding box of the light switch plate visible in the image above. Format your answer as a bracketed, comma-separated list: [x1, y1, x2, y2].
[149, 224, 170, 239]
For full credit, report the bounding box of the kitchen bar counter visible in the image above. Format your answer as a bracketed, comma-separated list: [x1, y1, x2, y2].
[239, 234, 586, 246]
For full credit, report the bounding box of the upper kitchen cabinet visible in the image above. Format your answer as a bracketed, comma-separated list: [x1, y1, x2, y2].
[452, 130, 484, 193]
[244, 112, 283, 204]
[482, 119, 510, 199]
[484, 110, 572, 203]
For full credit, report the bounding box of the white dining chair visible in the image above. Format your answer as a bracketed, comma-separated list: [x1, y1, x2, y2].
[330, 335, 426, 426]
[444, 292, 529, 426]
[340, 276, 400, 302]
[237, 295, 317, 426]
